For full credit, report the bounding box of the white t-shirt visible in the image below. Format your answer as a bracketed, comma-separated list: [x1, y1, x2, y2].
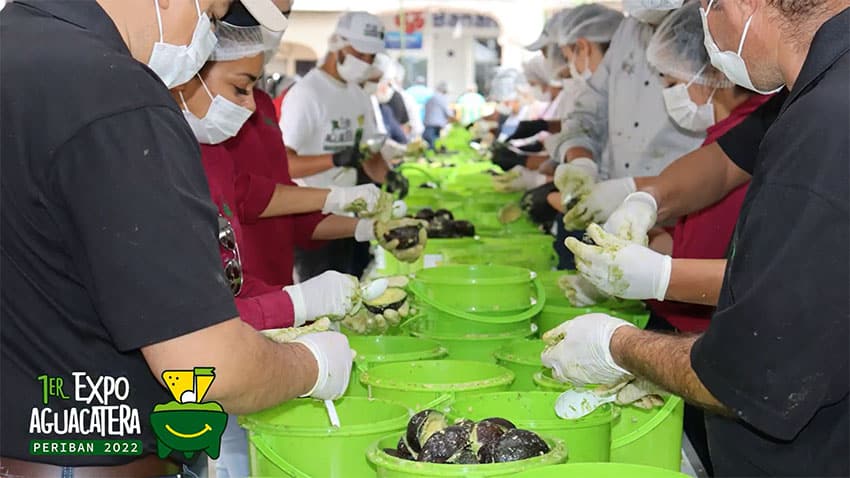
[280, 68, 377, 188]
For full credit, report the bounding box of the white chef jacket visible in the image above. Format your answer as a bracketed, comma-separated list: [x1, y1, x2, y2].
[280, 68, 377, 188]
[557, 17, 705, 180]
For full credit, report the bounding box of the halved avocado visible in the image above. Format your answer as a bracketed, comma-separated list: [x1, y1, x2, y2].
[364, 288, 408, 315]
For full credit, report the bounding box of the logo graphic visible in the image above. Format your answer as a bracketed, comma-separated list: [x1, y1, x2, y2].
[149, 368, 227, 459]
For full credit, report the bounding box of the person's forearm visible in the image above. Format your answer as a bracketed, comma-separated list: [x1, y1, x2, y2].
[361, 154, 389, 183]
[142, 318, 317, 414]
[287, 148, 335, 179]
[666, 259, 726, 306]
[634, 143, 750, 223]
[648, 228, 673, 255]
[312, 215, 358, 240]
[547, 121, 561, 134]
[547, 191, 565, 213]
[566, 146, 594, 162]
[610, 326, 729, 416]
[525, 154, 550, 171]
[260, 185, 329, 218]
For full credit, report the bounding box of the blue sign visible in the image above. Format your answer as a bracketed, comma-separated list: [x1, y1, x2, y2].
[385, 31, 423, 50]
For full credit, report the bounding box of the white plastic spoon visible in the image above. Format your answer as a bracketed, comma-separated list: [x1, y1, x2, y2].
[554, 389, 617, 420]
[325, 400, 341, 428]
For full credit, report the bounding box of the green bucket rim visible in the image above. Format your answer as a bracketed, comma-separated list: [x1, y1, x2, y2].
[513, 462, 689, 477]
[404, 316, 536, 340]
[240, 396, 410, 436]
[359, 360, 516, 393]
[348, 336, 448, 365]
[611, 395, 684, 449]
[449, 391, 619, 430]
[413, 264, 536, 286]
[493, 339, 545, 366]
[408, 279, 545, 324]
[532, 371, 572, 392]
[367, 433, 567, 474]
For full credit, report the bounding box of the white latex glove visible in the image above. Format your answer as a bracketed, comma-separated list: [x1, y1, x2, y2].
[283, 271, 360, 325]
[541, 313, 635, 387]
[554, 157, 598, 206]
[381, 140, 408, 161]
[494, 166, 548, 192]
[293, 331, 353, 400]
[559, 274, 611, 307]
[563, 177, 636, 231]
[354, 219, 376, 243]
[603, 191, 658, 246]
[322, 184, 382, 216]
[565, 224, 672, 301]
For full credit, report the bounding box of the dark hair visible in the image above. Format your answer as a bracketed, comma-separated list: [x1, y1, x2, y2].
[598, 42, 611, 54]
[767, 0, 830, 18]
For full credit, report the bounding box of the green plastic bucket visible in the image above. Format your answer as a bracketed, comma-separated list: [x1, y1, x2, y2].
[242, 397, 408, 478]
[368, 433, 567, 477]
[493, 339, 546, 391]
[533, 369, 573, 392]
[448, 391, 617, 463]
[537, 304, 650, 337]
[611, 396, 685, 471]
[412, 265, 541, 314]
[421, 237, 482, 269]
[373, 243, 425, 276]
[408, 320, 537, 363]
[359, 360, 515, 410]
[478, 235, 557, 271]
[346, 336, 448, 397]
[513, 463, 689, 477]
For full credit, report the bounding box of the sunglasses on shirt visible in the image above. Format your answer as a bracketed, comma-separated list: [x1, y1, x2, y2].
[218, 215, 243, 297]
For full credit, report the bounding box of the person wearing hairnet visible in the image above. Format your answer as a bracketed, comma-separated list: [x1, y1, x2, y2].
[172, 22, 364, 476]
[280, 12, 398, 280]
[543, 0, 849, 473]
[553, 0, 704, 235]
[0, 0, 347, 475]
[523, 55, 563, 121]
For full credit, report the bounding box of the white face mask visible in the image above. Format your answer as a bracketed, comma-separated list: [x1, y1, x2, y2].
[180, 76, 253, 145]
[376, 85, 395, 104]
[662, 66, 717, 132]
[700, 1, 784, 95]
[362, 81, 379, 96]
[531, 85, 551, 102]
[561, 78, 581, 91]
[148, 0, 217, 88]
[569, 61, 592, 84]
[622, 0, 682, 24]
[337, 53, 372, 84]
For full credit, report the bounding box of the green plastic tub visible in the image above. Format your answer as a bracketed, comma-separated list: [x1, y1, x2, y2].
[373, 243, 425, 276]
[537, 304, 650, 337]
[242, 397, 408, 478]
[611, 396, 685, 471]
[412, 265, 540, 313]
[533, 369, 572, 392]
[477, 235, 557, 271]
[359, 360, 515, 410]
[368, 433, 567, 477]
[449, 391, 617, 463]
[493, 340, 546, 391]
[421, 237, 483, 269]
[513, 463, 689, 477]
[346, 336, 448, 397]
[408, 321, 537, 363]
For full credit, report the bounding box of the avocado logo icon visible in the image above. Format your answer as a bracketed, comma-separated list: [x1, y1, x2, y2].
[150, 367, 228, 459]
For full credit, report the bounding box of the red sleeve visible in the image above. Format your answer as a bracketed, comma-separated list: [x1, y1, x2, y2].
[293, 211, 329, 251]
[234, 172, 277, 224]
[235, 275, 295, 330]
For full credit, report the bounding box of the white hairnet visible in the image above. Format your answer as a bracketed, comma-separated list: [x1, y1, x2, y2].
[646, 0, 733, 87]
[210, 22, 265, 62]
[522, 55, 551, 86]
[557, 4, 624, 46]
[489, 68, 527, 102]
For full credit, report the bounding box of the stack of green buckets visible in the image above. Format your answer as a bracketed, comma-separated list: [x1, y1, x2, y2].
[241, 156, 686, 477]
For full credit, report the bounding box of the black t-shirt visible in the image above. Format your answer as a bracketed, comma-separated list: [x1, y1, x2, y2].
[717, 90, 788, 172]
[387, 90, 411, 125]
[0, 0, 237, 465]
[691, 9, 850, 477]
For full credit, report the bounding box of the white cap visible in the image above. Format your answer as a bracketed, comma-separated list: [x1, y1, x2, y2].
[526, 9, 572, 51]
[240, 0, 289, 32]
[210, 22, 265, 62]
[333, 11, 386, 55]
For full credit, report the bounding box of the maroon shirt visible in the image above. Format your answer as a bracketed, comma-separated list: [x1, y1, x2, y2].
[649, 94, 770, 332]
[200, 143, 294, 330]
[226, 89, 327, 286]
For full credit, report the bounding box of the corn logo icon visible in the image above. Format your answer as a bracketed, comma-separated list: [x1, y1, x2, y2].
[149, 367, 227, 459]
